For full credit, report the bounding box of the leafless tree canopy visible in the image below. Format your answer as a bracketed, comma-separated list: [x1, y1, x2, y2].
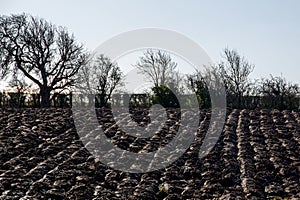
[219, 48, 254, 107]
[260, 75, 298, 96]
[77, 54, 123, 107]
[135, 49, 178, 88]
[8, 72, 31, 94]
[0, 13, 88, 107]
[187, 66, 226, 108]
[259, 75, 299, 109]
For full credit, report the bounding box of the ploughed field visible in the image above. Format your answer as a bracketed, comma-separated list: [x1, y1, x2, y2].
[0, 108, 299, 199]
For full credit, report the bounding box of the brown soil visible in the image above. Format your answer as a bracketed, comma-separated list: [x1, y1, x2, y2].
[0, 108, 299, 199]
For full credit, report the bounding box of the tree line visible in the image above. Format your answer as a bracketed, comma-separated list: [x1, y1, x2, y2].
[188, 48, 299, 110]
[0, 13, 299, 110]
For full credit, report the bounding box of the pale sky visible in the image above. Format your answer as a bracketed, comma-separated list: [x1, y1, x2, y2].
[1, 0, 300, 87]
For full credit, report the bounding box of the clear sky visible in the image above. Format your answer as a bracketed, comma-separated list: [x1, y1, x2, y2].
[1, 0, 300, 86]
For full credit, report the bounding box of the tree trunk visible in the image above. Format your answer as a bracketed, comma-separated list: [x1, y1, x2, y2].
[99, 94, 107, 108]
[40, 86, 51, 108]
[238, 93, 242, 109]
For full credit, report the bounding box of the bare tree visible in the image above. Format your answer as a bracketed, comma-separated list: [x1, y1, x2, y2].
[0, 14, 88, 107]
[219, 48, 254, 108]
[135, 49, 186, 108]
[187, 70, 210, 108]
[8, 71, 31, 107]
[259, 74, 299, 109]
[168, 70, 185, 94]
[187, 66, 225, 108]
[135, 49, 177, 88]
[77, 54, 123, 107]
